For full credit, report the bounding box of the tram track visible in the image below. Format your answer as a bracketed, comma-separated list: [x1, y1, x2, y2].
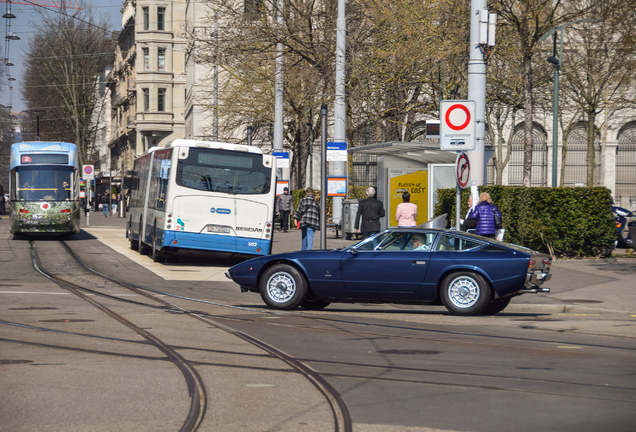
[53, 239, 636, 404]
[27, 239, 353, 432]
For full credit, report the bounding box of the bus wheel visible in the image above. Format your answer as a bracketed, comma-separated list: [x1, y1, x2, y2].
[138, 220, 150, 255]
[128, 220, 138, 251]
[151, 227, 163, 262]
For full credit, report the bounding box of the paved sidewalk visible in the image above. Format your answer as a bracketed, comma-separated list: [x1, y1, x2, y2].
[80, 211, 635, 316]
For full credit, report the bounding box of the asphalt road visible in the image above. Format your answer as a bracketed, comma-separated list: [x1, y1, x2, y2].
[1, 212, 634, 432]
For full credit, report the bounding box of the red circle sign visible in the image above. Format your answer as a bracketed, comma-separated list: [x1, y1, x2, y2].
[84, 166, 93, 175]
[456, 153, 470, 188]
[445, 104, 471, 131]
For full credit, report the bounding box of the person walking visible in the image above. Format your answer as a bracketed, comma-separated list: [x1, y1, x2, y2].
[275, 187, 293, 232]
[395, 191, 418, 227]
[294, 187, 320, 250]
[100, 191, 110, 217]
[467, 192, 502, 238]
[355, 186, 386, 239]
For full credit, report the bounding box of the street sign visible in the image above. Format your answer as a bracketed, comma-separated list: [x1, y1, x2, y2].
[273, 152, 290, 168]
[456, 152, 470, 188]
[327, 140, 347, 162]
[440, 100, 476, 151]
[82, 165, 94, 180]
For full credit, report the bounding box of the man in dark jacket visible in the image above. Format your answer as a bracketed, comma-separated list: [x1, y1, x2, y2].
[355, 187, 386, 239]
[275, 187, 293, 232]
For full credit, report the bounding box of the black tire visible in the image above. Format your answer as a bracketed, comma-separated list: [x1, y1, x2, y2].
[300, 297, 331, 310]
[259, 264, 308, 310]
[440, 271, 491, 316]
[128, 219, 138, 251]
[138, 219, 150, 255]
[483, 297, 511, 315]
[151, 227, 163, 262]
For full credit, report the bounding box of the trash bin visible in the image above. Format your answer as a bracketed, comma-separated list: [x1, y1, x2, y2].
[342, 199, 360, 240]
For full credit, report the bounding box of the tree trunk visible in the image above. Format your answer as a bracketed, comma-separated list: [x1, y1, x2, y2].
[522, 53, 534, 187]
[586, 111, 597, 187]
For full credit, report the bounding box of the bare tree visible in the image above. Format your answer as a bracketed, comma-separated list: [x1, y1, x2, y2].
[22, 3, 113, 165]
[492, 0, 597, 186]
[558, 0, 636, 186]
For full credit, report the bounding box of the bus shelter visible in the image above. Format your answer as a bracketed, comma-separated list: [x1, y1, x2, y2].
[349, 142, 456, 230]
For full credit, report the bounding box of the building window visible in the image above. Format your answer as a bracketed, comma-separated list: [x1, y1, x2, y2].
[158, 88, 166, 112]
[142, 88, 149, 111]
[142, 7, 149, 30]
[143, 47, 150, 71]
[157, 7, 166, 31]
[158, 48, 165, 71]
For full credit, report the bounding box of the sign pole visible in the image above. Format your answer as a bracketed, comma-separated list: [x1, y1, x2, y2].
[455, 152, 471, 229]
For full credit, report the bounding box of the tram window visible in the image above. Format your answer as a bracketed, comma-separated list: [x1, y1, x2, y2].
[16, 167, 74, 201]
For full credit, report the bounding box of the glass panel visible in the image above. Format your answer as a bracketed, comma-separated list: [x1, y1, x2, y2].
[175, 148, 272, 195]
[15, 166, 74, 201]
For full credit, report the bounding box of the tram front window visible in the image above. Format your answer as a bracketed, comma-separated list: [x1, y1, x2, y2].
[15, 167, 74, 201]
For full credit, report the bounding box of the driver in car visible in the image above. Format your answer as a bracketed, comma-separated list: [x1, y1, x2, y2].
[411, 234, 430, 251]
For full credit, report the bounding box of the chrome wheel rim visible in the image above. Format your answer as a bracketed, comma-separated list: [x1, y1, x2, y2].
[448, 275, 480, 309]
[266, 272, 296, 303]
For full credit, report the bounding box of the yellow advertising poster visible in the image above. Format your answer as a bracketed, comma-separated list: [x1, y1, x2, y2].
[388, 169, 428, 227]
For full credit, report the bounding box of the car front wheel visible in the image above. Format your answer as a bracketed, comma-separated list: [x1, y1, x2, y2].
[441, 272, 491, 316]
[260, 264, 308, 310]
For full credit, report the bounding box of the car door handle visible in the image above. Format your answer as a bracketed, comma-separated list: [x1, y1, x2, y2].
[413, 260, 426, 265]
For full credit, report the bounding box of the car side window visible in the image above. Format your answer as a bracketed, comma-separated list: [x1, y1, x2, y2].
[435, 234, 483, 251]
[355, 232, 390, 251]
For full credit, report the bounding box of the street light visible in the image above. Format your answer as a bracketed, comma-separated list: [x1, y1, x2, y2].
[541, 19, 601, 187]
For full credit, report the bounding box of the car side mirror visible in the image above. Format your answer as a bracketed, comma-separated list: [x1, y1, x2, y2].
[347, 248, 357, 256]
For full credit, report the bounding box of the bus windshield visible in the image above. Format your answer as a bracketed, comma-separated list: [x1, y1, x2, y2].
[14, 166, 74, 201]
[175, 148, 271, 194]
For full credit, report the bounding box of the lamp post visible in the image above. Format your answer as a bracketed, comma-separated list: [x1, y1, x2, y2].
[540, 19, 601, 187]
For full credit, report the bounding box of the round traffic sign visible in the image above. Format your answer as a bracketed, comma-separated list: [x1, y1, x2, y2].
[445, 104, 471, 131]
[84, 166, 93, 175]
[456, 152, 470, 188]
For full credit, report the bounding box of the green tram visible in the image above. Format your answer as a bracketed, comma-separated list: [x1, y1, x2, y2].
[9, 142, 81, 235]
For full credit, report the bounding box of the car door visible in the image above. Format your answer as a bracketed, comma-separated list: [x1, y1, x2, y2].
[340, 231, 435, 300]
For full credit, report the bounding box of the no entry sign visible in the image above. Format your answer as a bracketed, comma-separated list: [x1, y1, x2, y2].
[456, 152, 471, 188]
[440, 100, 476, 151]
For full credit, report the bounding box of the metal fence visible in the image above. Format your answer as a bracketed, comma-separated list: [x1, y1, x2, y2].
[616, 124, 636, 208]
[561, 125, 601, 187]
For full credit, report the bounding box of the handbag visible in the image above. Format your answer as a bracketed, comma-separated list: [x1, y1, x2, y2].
[494, 211, 503, 229]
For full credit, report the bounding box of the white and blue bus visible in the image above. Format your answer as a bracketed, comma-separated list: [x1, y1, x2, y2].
[127, 139, 277, 261]
[8, 141, 81, 235]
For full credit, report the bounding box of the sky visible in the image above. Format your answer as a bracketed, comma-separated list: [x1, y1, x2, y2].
[1, 0, 123, 113]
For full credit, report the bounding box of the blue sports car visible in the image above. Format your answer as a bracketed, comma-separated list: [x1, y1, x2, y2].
[225, 228, 552, 316]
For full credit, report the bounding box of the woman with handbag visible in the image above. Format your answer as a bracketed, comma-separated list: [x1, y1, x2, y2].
[467, 192, 502, 238]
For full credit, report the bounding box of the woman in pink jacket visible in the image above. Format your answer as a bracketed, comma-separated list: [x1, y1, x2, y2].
[396, 191, 418, 227]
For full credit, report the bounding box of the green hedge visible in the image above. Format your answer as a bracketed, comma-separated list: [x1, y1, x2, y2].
[434, 186, 616, 258]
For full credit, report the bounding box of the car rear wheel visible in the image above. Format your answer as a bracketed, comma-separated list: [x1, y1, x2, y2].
[483, 297, 511, 315]
[260, 264, 308, 310]
[441, 272, 491, 316]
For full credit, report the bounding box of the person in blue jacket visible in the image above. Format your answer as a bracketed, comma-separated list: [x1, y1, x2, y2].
[468, 192, 502, 238]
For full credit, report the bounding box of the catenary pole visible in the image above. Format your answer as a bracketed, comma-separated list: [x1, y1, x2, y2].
[332, 0, 346, 224]
[467, 0, 487, 185]
[273, 0, 284, 155]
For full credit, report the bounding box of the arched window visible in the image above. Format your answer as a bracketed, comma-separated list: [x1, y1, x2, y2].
[562, 122, 601, 187]
[615, 122, 636, 208]
[507, 123, 548, 186]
